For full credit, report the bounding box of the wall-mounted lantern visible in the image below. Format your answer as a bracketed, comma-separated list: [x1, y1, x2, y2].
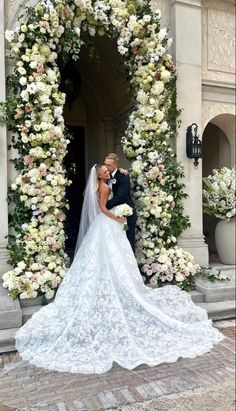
[186, 123, 202, 169]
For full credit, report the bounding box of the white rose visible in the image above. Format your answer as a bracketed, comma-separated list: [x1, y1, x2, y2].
[46, 174, 53, 182]
[18, 66, 26, 75]
[22, 135, 29, 143]
[11, 183, 17, 190]
[45, 290, 55, 300]
[160, 69, 171, 83]
[14, 267, 23, 275]
[22, 55, 30, 62]
[31, 263, 40, 271]
[18, 33, 25, 42]
[21, 25, 28, 33]
[29, 61, 37, 69]
[17, 261, 26, 270]
[175, 273, 185, 282]
[48, 262, 56, 270]
[2, 271, 11, 281]
[20, 90, 29, 102]
[28, 24, 35, 31]
[159, 28, 167, 40]
[19, 76, 27, 86]
[155, 110, 164, 123]
[146, 249, 154, 257]
[167, 195, 174, 202]
[75, 27, 81, 37]
[32, 283, 40, 290]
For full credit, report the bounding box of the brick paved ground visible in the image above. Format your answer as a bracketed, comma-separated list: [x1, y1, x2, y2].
[0, 319, 235, 411]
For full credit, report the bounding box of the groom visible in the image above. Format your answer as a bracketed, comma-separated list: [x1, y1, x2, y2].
[104, 153, 137, 254]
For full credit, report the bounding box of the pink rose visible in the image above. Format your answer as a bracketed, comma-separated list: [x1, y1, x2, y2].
[150, 277, 158, 286]
[166, 273, 174, 282]
[51, 243, 60, 251]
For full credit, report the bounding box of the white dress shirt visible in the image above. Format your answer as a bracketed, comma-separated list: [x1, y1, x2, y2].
[108, 169, 117, 189]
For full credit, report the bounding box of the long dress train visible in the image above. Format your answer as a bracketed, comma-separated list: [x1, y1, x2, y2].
[15, 211, 224, 374]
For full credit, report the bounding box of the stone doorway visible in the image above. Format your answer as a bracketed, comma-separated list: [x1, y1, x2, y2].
[202, 114, 235, 262]
[58, 36, 131, 258]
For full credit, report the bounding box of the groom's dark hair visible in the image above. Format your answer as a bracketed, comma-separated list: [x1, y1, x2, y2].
[106, 153, 119, 163]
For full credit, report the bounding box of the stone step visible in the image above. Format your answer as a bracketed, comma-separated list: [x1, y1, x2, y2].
[210, 263, 236, 272]
[197, 300, 236, 321]
[0, 287, 22, 330]
[22, 305, 41, 324]
[189, 290, 205, 303]
[19, 295, 44, 307]
[0, 327, 20, 353]
[195, 267, 235, 303]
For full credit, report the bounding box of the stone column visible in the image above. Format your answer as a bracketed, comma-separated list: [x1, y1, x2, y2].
[0, 0, 11, 276]
[170, 0, 209, 266]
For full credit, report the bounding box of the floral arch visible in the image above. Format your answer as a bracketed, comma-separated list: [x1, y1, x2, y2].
[2, 0, 200, 300]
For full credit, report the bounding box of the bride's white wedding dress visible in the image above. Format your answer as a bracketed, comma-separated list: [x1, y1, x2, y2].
[15, 196, 223, 374]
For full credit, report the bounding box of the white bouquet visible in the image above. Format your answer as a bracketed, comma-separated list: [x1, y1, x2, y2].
[114, 204, 133, 230]
[203, 166, 236, 221]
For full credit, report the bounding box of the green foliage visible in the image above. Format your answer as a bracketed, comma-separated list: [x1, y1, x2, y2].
[195, 266, 230, 283]
[58, 29, 85, 64]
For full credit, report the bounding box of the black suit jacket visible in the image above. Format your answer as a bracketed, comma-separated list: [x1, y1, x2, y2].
[106, 170, 136, 223]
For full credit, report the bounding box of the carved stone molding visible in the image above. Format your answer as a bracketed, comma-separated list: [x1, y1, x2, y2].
[5, 0, 39, 30]
[207, 8, 235, 74]
[202, 101, 235, 130]
[202, 0, 235, 84]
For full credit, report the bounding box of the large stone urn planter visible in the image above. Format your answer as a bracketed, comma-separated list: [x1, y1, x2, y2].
[215, 218, 236, 265]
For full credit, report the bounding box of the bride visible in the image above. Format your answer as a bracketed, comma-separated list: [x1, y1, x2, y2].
[15, 164, 224, 374]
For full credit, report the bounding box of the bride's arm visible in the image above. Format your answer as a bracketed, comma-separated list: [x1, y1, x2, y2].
[99, 183, 126, 224]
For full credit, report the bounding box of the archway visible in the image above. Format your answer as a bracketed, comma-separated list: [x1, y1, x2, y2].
[202, 113, 235, 261]
[60, 36, 130, 257]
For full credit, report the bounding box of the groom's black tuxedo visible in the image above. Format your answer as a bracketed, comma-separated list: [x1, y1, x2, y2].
[106, 170, 137, 254]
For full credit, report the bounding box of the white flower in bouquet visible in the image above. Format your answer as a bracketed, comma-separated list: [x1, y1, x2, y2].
[114, 203, 133, 218]
[203, 166, 236, 220]
[114, 204, 133, 230]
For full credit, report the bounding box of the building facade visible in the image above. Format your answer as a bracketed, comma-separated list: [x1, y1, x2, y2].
[0, 0, 235, 277]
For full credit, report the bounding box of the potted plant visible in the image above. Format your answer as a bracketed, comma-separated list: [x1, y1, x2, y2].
[203, 166, 236, 264]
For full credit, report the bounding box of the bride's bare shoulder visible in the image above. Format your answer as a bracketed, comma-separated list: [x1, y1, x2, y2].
[99, 182, 109, 193]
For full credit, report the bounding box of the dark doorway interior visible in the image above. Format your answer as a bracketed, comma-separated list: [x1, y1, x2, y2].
[63, 126, 85, 259]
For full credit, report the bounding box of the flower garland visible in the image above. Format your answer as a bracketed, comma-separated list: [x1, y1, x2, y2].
[1, 0, 199, 299]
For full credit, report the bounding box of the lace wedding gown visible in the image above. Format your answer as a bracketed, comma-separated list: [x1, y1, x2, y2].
[15, 207, 223, 374]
